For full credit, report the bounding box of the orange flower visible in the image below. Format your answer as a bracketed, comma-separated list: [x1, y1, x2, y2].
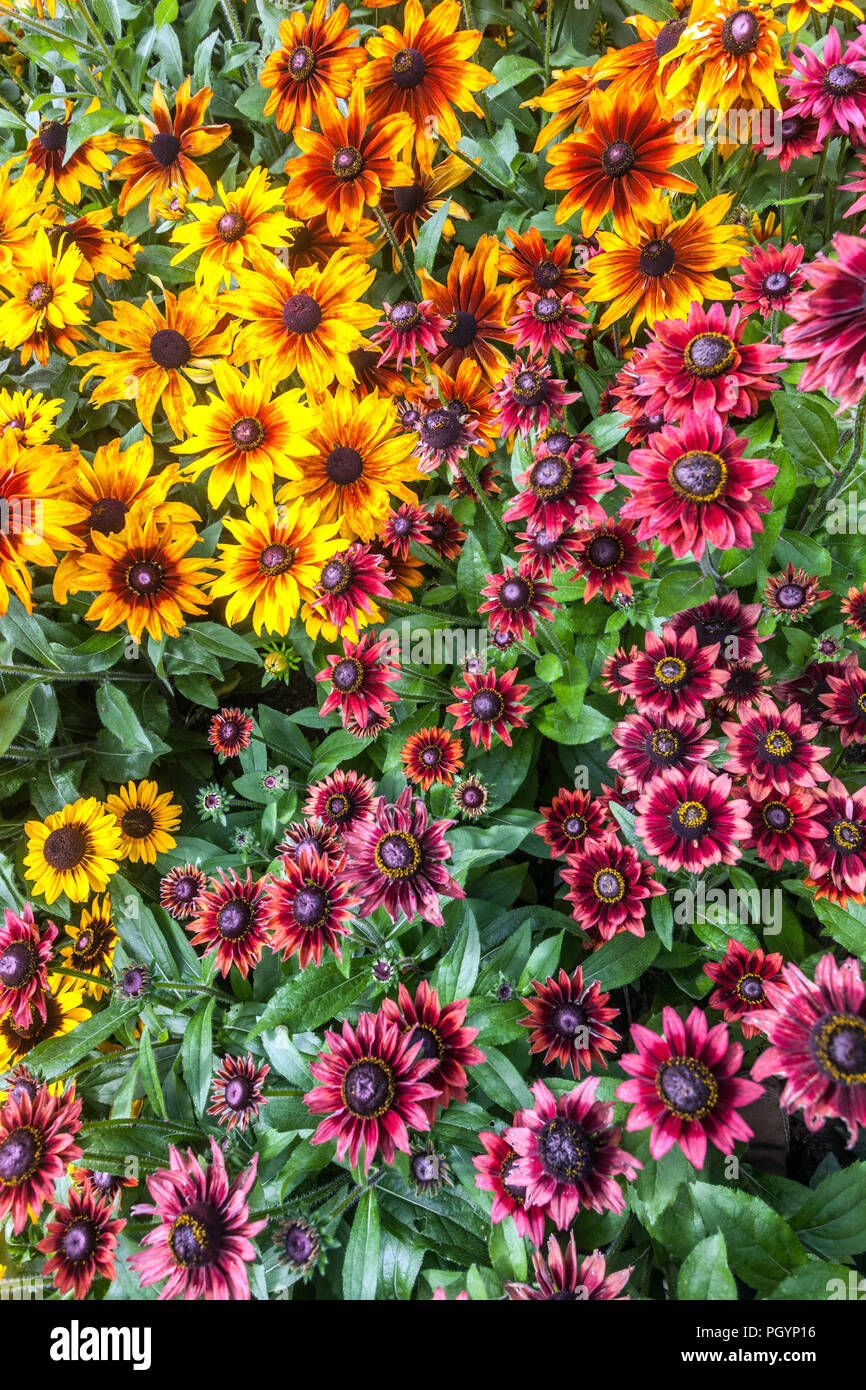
[500, 225, 590, 300]
[418, 235, 514, 382]
[523, 62, 609, 152]
[24, 98, 116, 204]
[260, 0, 366, 134]
[112, 78, 230, 223]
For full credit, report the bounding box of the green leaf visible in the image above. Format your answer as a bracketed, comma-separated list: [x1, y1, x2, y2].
[489, 1215, 528, 1283]
[678, 1233, 738, 1300]
[581, 933, 660, 990]
[64, 106, 121, 163]
[96, 681, 170, 761]
[247, 961, 367, 1040]
[343, 1190, 381, 1301]
[431, 911, 480, 1002]
[690, 1182, 807, 1292]
[767, 1261, 855, 1300]
[414, 197, 451, 274]
[790, 1163, 866, 1258]
[456, 531, 490, 612]
[535, 653, 563, 683]
[138, 1030, 168, 1119]
[656, 570, 715, 618]
[0, 680, 39, 756]
[26, 1002, 139, 1078]
[774, 529, 832, 576]
[773, 393, 838, 472]
[473, 1046, 532, 1110]
[182, 998, 215, 1115]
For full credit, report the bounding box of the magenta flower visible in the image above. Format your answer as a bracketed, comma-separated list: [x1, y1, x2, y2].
[341, 787, 464, 926]
[473, 1121, 549, 1246]
[0, 902, 57, 1029]
[492, 357, 579, 436]
[783, 27, 866, 144]
[782, 232, 866, 411]
[505, 1233, 632, 1300]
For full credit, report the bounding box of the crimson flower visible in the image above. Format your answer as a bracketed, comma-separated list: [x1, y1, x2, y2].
[801, 777, 866, 908]
[492, 358, 579, 437]
[304, 768, 376, 833]
[669, 592, 766, 668]
[634, 765, 751, 872]
[207, 707, 254, 759]
[317, 630, 401, 731]
[264, 850, 358, 967]
[473, 1122, 547, 1246]
[38, 1183, 125, 1298]
[704, 939, 787, 1039]
[783, 27, 866, 144]
[0, 1083, 82, 1233]
[503, 435, 613, 535]
[764, 562, 831, 622]
[340, 787, 463, 926]
[520, 965, 620, 1075]
[159, 863, 208, 920]
[819, 661, 866, 745]
[535, 787, 607, 858]
[782, 233, 866, 410]
[0, 902, 56, 1029]
[401, 725, 463, 791]
[207, 1054, 270, 1133]
[380, 979, 484, 1119]
[732, 241, 805, 317]
[186, 869, 270, 978]
[621, 624, 728, 724]
[561, 832, 666, 945]
[571, 518, 654, 603]
[742, 788, 825, 871]
[479, 565, 559, 639]
[609, 711, 718, 793]
[379, 502, 432, 561]
[721, 696, 831, 798]
[368, 298, 447, 370]
[505, 1234, 632, 1301]
[447, 667, 531, 750]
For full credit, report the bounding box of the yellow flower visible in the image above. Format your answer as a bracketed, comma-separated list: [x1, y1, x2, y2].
[61, 896, 116, 998]
[104, 781, 182, 865]
[170, 165, 299, 293]
[0, 159, 51, 275]
[0, 975, 91, 1074]
[0, 386, 63, 444]
[661, 0, 787, 118]
[41, 205, 140, 283]
[24, 797, 122, 904]
[770, 0, 862, 29]
[24, 97, 116, 204]
[0, 432, 87, 617]
[0, 227, 90, 366]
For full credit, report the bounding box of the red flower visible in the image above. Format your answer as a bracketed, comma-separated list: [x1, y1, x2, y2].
[479, 565, 559, 639]
[207, 707, 254, 759]
[369, 298, 447, 370]
[635, 301, 783, 421]
[500, 225, 585, 300]
[841, 584, 866, 639]
[505, 1234, 632, 1301]
[732, 241, 805, 317]
[510, 289, 587, 359]
[751, 953, 866, 1146]
[159, 863, 208, 920]
[505, 1078, 641, 1228]
[704, 939, 787, 1040]
[427, 503, 465, 560]
[801, 777, 866, 908]
[782, 233, 866, 410]
[304, 768, 376, 833]
[305, 1009, 439, 1173]
[721, 696, 831, 798]
[742, 788, 825, 871]
[515, 525, 583, 581]
[492, 357, 579, 437]
[0, 1083, 82, 1233]
[414, 402, 483, 474]
[380, 980, 484, 1119]
[186, 869, 270, 978]
[264, 849, 358, 967]
[503, 434, 613, 536]
[401, 726, 464, 791]
[618, 1005, 763, 1168]
[764, 563, 831, 622]
[775, 654, 861, 725]
[819, 662, 866, 745]
[38, 1183, 125, 1298]
[713, 660, 771, 716]
[783, 27, 866, 145]
[635, 765, 750, 873]
[452, 774, 488, 819]
[535, 787, 607, 858]
[447, 666, 531, 750]
[307, 542, 393, 642]
[520, 965, 620, 1075]
[760, 109, 822, 173]
[617, 409, 776, 560]
[316, 630, 401, 731]
[379, 503, 433, 561]
[600, 645, 639, 705]
[207, 1053, 270, 1133]
[609, 711, 718, 793]
[278, 816, 343, 864]
[341, 787, 463, 926]
[0, 903, 56, 1029]
[561, 832, 665, 945]
[571, 518, 654, 603]
[473, 1123, 548, 1246]
[621, 624, 728, 724]
[669, 592, 766, 668]
[130, 1137, 264, 1299]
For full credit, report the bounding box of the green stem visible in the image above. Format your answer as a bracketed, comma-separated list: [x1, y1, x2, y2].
[220, 0, 257, 86]
[800, 396, 866, 533]
[521, 0, 544, 50]
[800, 145, 828, 247]
[442, 141, 533, 210]
[7, 12, 101, 55]
[698, 547, 722, 588]
[543, 0, 553, 85]
[325, 1170, 381, 1228]
[385, 599, 476, 627]
[0, 665, 151, 682]
[374, 204, 421, 299]
[76, 0, 138, 109]
[458, 456, 509, 542]
[536, 614, 568, 662]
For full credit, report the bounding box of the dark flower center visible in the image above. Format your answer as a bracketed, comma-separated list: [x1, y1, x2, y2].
[258, 543, 294, 576]
[721, 10, 760, 55]
[332, 145, 363, 181]
[150, 328, 191, 369]
[126, 561, 163, 594]
[810, 1012, 866, 1085]
[759, 728, 793, 763]
[638, 238, 676, 277]
[593, 867, 626, 902]
[654, 18, 686, 57]
[669, 450, 726, 502]
[216, 900, 252, 940]
[685, 332, 736, 377]
[320, 558, 350, 594]
[601, 140, 636, 177]
[38, 119, 67, 152]
[410, 1023, 443, 1061]
[288, 45, 315, 80]
[511, 369, 547, 406]
[89, 495, 128, 535]
[0, 1125, 42, 1183]
[374, 831, 422, 878]
[169, 1201, 222, 1268]
[391, 47, 427, 89]
[9, 1076, 38, 1104]
[224, 1076, 253, 1111]
[216, 209, 246, 242]
[552, 1002, 587, 1037]
[121, 807, 155, 839]
[460, 784, 484, 808]
[532, 295, 564, 322]
[326, 794, 350, 820]
[121, 966, 147, 997]
[173, 876, 197, 901]
[762, 270, 791, 297]
[587, 534, 623, 569]
[530, 530, 558, 555]
[0, 941, 37, 989]
[443, 309, 478, 349]
[342, 1057, 394, 1116]
[781, 114, 804, 140]
[738, 973, 766, 1003]
[412, 1153, 438, 1183]
[499, 576, 532, 610]
[654, 655, 687, 688]
[293, 884, 329, 928]
[26, 281, 53, 310]
[762, 801, 793, 832]
[282, 292, 322, 335]
[824, 63, 860, 97]
[538, 1117, 593, 1183]
[420, 408, 462, 449]
[530, 454, 571, 499]
[775, 582, 806, 609]
[672, 799, 709, 840]
[332, 657, 364, 693]
[283, 1223, 315, 1264]
[501, 1153, 526, 1203]
[231, 417, 264, 450]
[420, 746, 441, 767]
[392, 182, 426, 215]
[389, 300, 421, 332]
[470, 688, 504, 722]
[43, 825, 87, 871]
[830, 817, 863, 852]
[533, 260, 561, 289]
[62, 1217, 97, 1262]
[657, 1057, 718, 1117]
[648, 727, 683, 764]
[326, 446, 364, 484]
[150, 132, 182, 167]
[563, 815, 586, 839]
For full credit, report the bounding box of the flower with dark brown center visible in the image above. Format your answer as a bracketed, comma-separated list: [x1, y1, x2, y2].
[668, 450, 726, 501]
[601, 140, 636, 178]
[325, 446, 364, 484]
[721, 10, 760, 55]
[282, 292, 322, 335]
[150, 328, 191, 369]
[216, 209, 247, 243]
[391, 47, 427, 89]
[150, 131, 183, 167]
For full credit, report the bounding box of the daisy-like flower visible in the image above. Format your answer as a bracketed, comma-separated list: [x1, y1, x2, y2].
[401, 727, 463, 791]
[38, 1183, 125, 1299]
[260, 0, 366, 133]
[0, 1085, 82, 1234]
[71, 1168, 138, 1203]
[764, 562, 831, 622]
[114, 964, 151, 1003]
[24, 798, 121, 904]
[279, 820, 343, 867]
[113, 79, 230, 223]
[131, 1137, 264, 1299]
[264, 850, 358, 968]
[776, 655, 861, 726]
[317, 631, 401, 730]
[634, 301, 783, 422]
[610, 712, 718, 793]
[0, 904, 56, 1029]
[0, 975, 90, 1074]
[208, 1055, 270, 1133]
[762, 107, 824, 170]
[584, 193, 747, 333]
[380, 504, 432, 562]
[0, 385, 62, 445]
[303, 543, 392, 643]
[545, 86, 699, 235]
[618, 409, 776, 561]
[571, 519, 654, 604]
[842, 585, 866, 639]
[0, 227, 89, 367]
[503, 435, 612, 536]
[413, 401, 483, 475]
[285, 83, 414, 234]
[783, 25, 866, 144]
[305, 1008, 439, 1172]
[42, 205, 139, 284]
[421, 357, 500, 456]
[369, 299, 446, 371]
[381, 980, 484, 1119]
[102, 780, 181, 868]
[208, 708, 254, 760]
[452, 775, 488, 819]
[520, 965, 620, 1076]
[359, 0, 494, 170]
[341, 788, 464, 926]
[618, 1005, 763, 1168]
[601, 645, 639, 705]
[60, 896, 115, 998]
[419, 235, 514, 382]
[772, 0, 864, 29]
[505, 1078, 642, 1228]
[722, 697, 830, 798]
[378, 154, 471, 259]
[535, 788, 607, 859]
[714, 660, 772, 715]
[493, 358, 579, 438]
[510, 289, 588, 360]
[732, 241, 806, 316]
[505, 1234, 632, 1301]
[25, 98, 116, 204]
[801, 777, 866, 907]
[74, 287, 234, 439]
[751, 953, 866, 1145]
[635, 765, 750, 872]
[304, 769, 376, 833]
[515, 526, 583, 581]
[273, 1214, 323, 1279]
[208, 500, 343, 636]
[742, 788, 825, 870]
[447, 667, 531, 750]
[473, 1122, 548, 1246]
[187, 870, 270, 978]
[501, 225, 586, 300]
[282, 206, 377, 274]
[782, 232, 866, 410]
[479, 566, 559, 641]
[561, 832, 666, 945]
[223, 249, 378, 392]
[0, 162, 50, 276]
[159, 864, 208, 921]
[660, 0, 786, 117]
[704, 939, 787, 1039]
[170, 166, 297, 293]
[670, 592, 766, 669]
[819, 662, 866, 745]
[621, 624, 728, 724]
[277, 387, 421, 540]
